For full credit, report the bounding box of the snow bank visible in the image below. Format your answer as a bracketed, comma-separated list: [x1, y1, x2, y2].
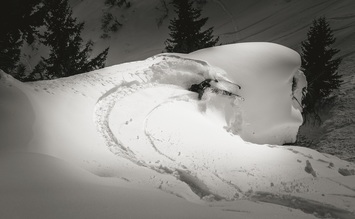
[183, 42, 306, 145]
[0, 71, 35, 152]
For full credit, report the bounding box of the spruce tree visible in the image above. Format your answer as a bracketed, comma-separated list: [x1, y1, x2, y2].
[165, 0, 219, 53]
[30, 0, 109, 80]
[0, 0, 45, 76]
[301, 17, 342, 118]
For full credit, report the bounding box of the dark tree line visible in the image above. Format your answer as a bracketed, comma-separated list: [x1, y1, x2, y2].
[0, 0, 109, 81]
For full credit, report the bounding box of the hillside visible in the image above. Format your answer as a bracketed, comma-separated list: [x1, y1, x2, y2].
[2, 43, 355, 218]
[3, 1, 355, 217]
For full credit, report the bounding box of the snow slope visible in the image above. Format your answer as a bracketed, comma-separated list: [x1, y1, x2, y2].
[2, 43, 355, 218]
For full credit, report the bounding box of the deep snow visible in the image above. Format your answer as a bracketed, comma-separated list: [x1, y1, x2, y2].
[1, 43, 355, 218]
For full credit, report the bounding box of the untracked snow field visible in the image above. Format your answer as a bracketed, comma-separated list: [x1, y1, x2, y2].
[1, 43, 355, 218]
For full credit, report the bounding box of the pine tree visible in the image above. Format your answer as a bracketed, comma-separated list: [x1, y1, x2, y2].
[301, 17, 342, 118]
[165, 0, 219, 53]
[30, 0, 109, 80]
[0, 0, 45, 76]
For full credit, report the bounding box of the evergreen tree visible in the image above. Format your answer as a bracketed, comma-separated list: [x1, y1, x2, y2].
[165, 0, 219, 53]
[0, 0, 45, 76]
[301, 17, 342, 119]
[30, 0, 109, 80]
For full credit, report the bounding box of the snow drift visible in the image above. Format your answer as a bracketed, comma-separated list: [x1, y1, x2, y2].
[184, 42, 306, 144]
[1, 43, 354, 218]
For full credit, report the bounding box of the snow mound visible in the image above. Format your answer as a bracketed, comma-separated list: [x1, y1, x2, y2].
[184, 42, 306, 144]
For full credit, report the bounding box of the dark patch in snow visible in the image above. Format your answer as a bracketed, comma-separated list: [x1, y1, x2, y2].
[251, 192, 355, 219]
[176, 170, 223, 201]
[317, 159, 328, 164]
[330, 194, 355, 198]
[120, 177, 130, 182]
[95, 171, 113, 177]
[157, 165, 174, 174]
[288, 148, 299, 154]
[305, 160, 317, 177]
[222, 209, 250, 214]
[328, 162, 334, 168]
[288, 148, 314, 159]
[338, 168, 355, 176]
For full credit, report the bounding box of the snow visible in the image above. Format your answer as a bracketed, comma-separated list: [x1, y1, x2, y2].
[184, 42, 306, 144]
[1, 43, 355, 218]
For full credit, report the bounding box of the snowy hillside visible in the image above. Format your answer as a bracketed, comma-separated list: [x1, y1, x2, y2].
[2, 43, 355, 218]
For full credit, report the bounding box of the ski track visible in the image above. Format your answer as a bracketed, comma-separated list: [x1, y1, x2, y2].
[93, 55, 244, 200]
[142, 94, 244, 199]
[94, 81, 148, 164]
[143, 94, 187, 163]
[251, 192, 355, 219]
[92, 55, 355, 216]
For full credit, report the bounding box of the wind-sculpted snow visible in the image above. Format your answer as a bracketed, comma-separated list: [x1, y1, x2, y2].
[185, 42, 306, 144]
[2, 43, 355, 218]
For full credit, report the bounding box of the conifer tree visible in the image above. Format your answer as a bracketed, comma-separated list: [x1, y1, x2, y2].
[165, 0, 219, 53]
[30, 0, 109, 80]
[301, 17, 342, 118]
[0, 0, 45, 76]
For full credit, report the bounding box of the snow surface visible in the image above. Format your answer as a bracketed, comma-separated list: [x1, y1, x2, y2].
[184, 42, 306, 144]
[1, 43, 355, 218]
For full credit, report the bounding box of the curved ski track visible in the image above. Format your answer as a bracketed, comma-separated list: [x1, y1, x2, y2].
[93, 56, 244, 200]
[92, 56, 355, 218]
